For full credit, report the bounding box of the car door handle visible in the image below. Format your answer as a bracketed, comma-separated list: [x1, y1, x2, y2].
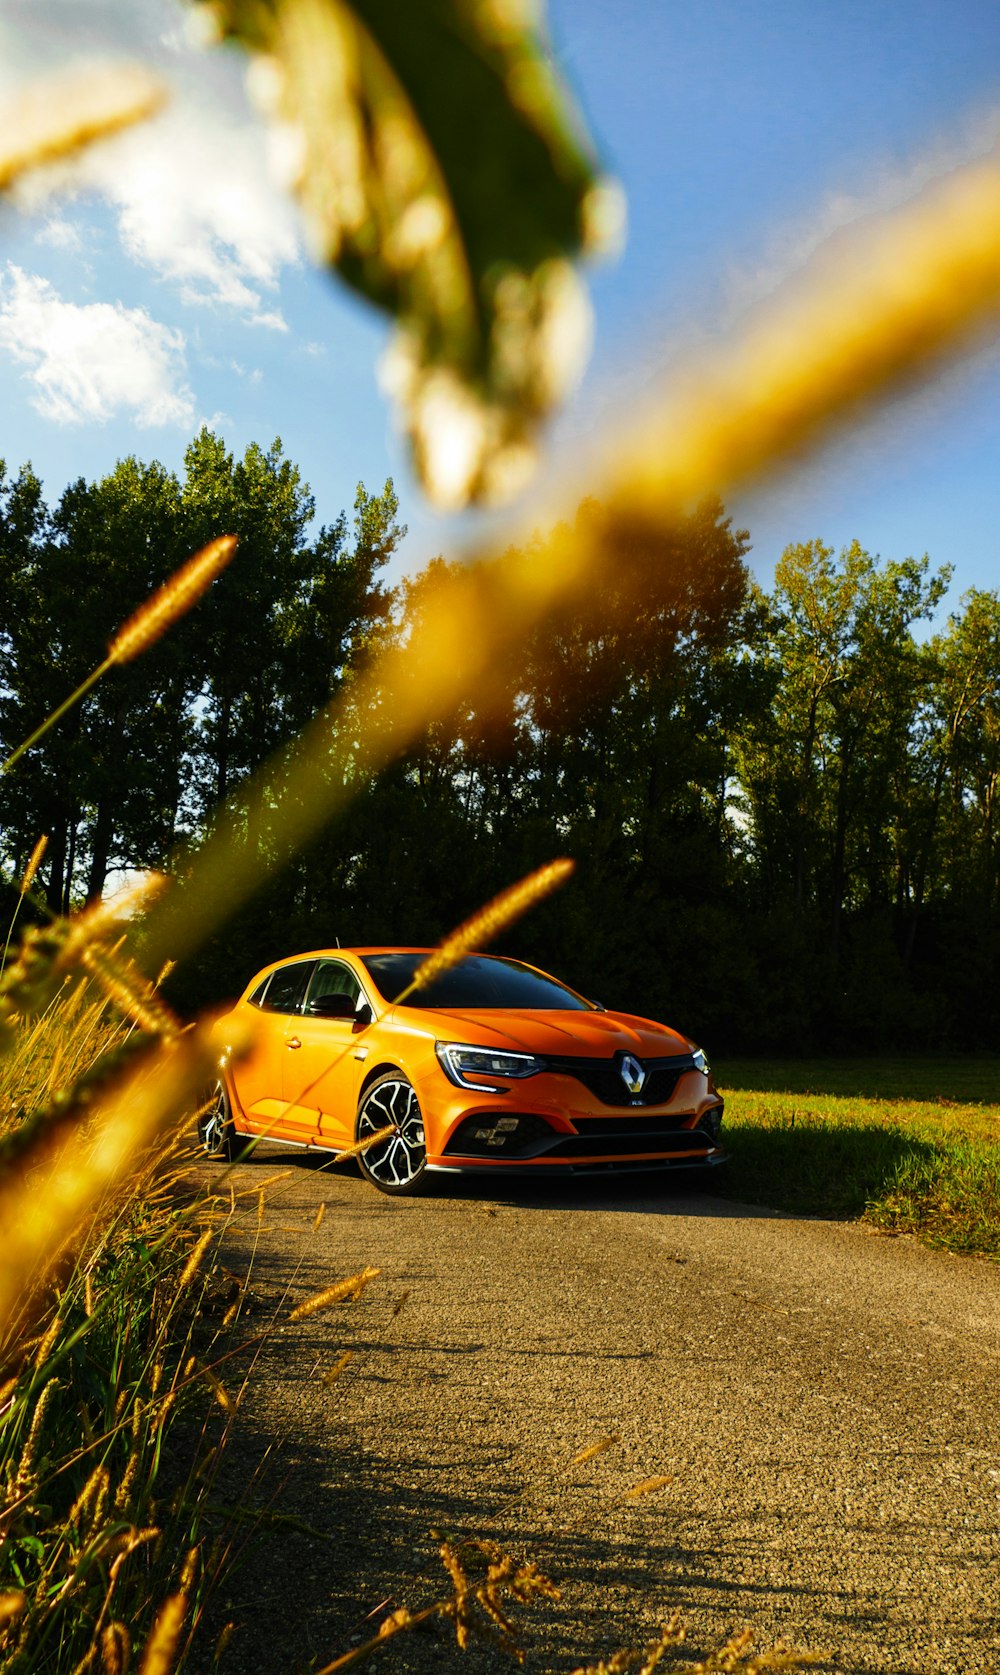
[287, 1037, 302, 1049]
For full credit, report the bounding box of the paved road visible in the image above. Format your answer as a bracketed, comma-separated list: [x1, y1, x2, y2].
[204, 1150, 1000, 1675]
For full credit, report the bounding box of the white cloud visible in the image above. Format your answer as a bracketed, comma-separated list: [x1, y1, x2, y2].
[97, 101, 300, 323]
[12, 94, 301, 327]
[0, 264, 194, 427]
[34, 215, 83, 252]
[2, 3, 301, 327]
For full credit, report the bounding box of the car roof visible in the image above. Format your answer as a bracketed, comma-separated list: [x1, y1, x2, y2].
[259, 947, 515, 961]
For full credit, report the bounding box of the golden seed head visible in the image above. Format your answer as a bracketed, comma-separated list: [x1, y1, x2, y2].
[137, 1587, 189, 1675]
[409, 858, 574, 995]
[0, 1592, 26, 1630]
[177, 1229, 213, 1292]
[19, 835, 48, 897]
[80, 945, 180, 1038]
[322, 1350, 354, 1386]
[625, 1474, 674, 1500]
[101, 1621, 131, 1675]
[0, 62, 166, 191]
[288, 1266, 381, 1321]
[108, 535, 237, 666]
[570, 1434, 619, 1466]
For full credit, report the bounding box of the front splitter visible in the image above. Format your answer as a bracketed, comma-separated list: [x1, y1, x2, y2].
[425, 1151, 729, 1178]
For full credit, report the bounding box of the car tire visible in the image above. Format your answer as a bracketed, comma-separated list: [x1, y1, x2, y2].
[356, 1072, 427, 1196]
[198, 1081, 237, 1161]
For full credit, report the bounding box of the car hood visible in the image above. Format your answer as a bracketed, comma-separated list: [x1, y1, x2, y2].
[395, 1006, 692, 1059]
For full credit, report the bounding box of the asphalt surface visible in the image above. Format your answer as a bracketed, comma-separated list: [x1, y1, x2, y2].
[200, 1149, 1000, 1675]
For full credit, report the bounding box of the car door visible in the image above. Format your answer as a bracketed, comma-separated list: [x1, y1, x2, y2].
[231, 959, 316, 1141]
[282, 958, 372, 1150]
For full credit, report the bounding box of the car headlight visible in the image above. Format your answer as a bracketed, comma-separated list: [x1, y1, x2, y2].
[435, 1042, 546, 1091]
[692, 1047, 711, 1077]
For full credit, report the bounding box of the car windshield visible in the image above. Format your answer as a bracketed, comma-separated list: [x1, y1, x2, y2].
[360, 953, 592, 1011]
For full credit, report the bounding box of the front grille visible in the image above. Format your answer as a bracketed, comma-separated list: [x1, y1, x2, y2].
[544, 1053, 696, 1107]
[544, 1127, 711, 1159]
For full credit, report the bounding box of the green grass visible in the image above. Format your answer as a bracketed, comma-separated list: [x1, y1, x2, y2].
[715, 1058, 1000, 1258]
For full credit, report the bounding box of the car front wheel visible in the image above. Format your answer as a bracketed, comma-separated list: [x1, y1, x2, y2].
[198, 1081, 236, 1160]
[356, 1073, 427, 1195]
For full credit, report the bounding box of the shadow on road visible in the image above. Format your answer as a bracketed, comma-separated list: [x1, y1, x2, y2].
[228, 1139, 787, 1221]
[230, 1118, 949, 1227]
[198, 1360, 835, 1675]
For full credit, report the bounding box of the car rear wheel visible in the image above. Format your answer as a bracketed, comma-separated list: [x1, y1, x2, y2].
[198, 1081, 236, 1160]
[356, 1073, 427, 1195]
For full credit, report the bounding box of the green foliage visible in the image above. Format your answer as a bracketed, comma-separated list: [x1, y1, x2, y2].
[0, 437, 404, 912]
[196, 0, 610, 506]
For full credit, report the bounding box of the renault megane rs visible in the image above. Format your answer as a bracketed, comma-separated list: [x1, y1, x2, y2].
[201, 948, 726, 1194]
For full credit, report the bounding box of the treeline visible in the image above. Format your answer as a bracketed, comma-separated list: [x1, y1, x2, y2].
[2, 437, 998, 1052]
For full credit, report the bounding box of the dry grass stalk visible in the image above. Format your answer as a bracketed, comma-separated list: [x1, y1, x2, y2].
[235, 1171, 292, 1196]
[315, 1536, 560, 1674]
[202, 1367, 235, 1415]
[101, 1622, 131, 1675]
[625, 1475, 674, 1500]
[289, 1267, 381, 1321]
[2, 537, 235, 776]
[177, 1229, 214, 1292]
[571, 1435, 619, 1465]
[312, 1201, 327, 1232]
[332, 1124, 394, 1162]
[399, 858, 574, 1000]
[0, 1591, 26, 1630]
[136, 1557, 194, 1675]
[0, 1021, 224, 1332]
[322, 1350, 354, 1386]
[18, 836, 48, 898]
[109, 536, 238, 665]
[0, 63, 166, 191]
[79, 945, 179, 1039]
[212, 1622, 235, 1664]
[569, 1610, 686, 1675]
[2, 835, 49, 969]
[63, 874, 171, 955]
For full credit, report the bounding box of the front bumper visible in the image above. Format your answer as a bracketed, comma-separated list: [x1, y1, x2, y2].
[428, 1101, 726, 1172]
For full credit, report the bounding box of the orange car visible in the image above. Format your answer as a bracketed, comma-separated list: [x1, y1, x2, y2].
[201, 948, 726, 1194]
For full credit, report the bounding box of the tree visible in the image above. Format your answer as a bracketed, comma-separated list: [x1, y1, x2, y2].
[0, 438, 405, 909]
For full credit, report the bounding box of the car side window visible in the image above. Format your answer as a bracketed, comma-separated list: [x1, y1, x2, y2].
[248, 975, 271, 1008]
[305, 959, 362, 1010]
[260, 961, 315, 1014]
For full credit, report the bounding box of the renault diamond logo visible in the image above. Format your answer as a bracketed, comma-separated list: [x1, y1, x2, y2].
[620, 1053, 646, 1096]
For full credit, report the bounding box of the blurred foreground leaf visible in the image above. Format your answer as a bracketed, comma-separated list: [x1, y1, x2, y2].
[197, 0, 614, 506]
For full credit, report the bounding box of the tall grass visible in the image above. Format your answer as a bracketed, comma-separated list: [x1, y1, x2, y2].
[0, 984, 237, 1673]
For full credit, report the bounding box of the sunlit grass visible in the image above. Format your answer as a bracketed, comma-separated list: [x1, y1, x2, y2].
[718, 1062, 1000, 1257]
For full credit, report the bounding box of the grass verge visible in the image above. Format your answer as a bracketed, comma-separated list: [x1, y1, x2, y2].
[718, 1057, 1000, 1258]
[0, 983, 238, 1673]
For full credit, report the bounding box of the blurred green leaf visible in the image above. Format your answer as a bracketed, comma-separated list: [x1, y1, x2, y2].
[195, 0, 617, 506]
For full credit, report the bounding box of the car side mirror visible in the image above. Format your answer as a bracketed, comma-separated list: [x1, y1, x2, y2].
[354, 1003, 373, 1029]
[306, 993, 358, 1020]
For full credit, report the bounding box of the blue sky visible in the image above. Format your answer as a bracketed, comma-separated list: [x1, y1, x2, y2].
[1, 0, 999, 612]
